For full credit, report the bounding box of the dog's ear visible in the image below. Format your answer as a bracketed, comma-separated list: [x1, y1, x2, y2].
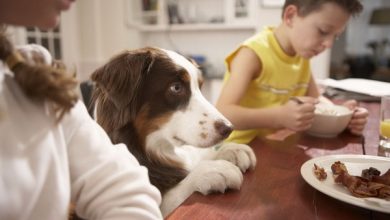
[187, 57, 200, 68]
[91, 50, 154, 118]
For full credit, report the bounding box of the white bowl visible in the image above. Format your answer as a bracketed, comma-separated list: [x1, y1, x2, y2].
[306, 104, 353, 138]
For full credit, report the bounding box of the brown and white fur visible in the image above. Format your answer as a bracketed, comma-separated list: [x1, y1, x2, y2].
[91, 47, 256, 217]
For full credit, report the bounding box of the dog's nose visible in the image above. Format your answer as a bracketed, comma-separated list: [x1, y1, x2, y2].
[214, 120, 233, 138]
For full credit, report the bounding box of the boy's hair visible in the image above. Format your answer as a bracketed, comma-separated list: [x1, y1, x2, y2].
[282, 0, 363, 17]
[0, 26, 78, 121]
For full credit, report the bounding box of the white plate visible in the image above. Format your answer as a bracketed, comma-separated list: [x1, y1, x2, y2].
[300, 154, 390, 213]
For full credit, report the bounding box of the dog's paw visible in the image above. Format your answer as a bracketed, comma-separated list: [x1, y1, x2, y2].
[188, 160, 243, 195]
[214, 142, 257, 172]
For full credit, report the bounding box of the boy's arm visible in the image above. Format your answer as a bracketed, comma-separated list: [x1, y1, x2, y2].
[217, 47, 276, 130]
[216, 47, 313, 131]
[306, 74, 321, 98]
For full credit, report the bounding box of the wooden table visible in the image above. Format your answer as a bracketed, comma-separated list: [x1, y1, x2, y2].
[166, 102, 390, 220]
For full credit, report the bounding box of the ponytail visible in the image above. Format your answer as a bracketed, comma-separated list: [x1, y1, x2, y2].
[0, 29, 78, 121]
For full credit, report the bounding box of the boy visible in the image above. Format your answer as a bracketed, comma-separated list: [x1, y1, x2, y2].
[216, 0, 368, 144]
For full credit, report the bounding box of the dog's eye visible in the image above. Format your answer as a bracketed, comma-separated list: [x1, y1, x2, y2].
[169, 82, 183, 94]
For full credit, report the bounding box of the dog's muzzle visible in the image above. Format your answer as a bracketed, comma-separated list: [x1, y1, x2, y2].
[214, 120, 233, 139]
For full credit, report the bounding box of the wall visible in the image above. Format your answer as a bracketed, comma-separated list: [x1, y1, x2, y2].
[141, 29, 256, 78]
[63, 0, 333, 103]
[72, 0, 142, 81]
[139, 0, 258, 78]
[346, 0, 390, 56]
[139, 1, 330, 80]
[61, 3, 80, 71]
[71, 0, 330, 81]
[5, 0, 342, 83]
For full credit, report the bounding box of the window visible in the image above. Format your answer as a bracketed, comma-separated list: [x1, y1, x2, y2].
[25, 26, 62, 59]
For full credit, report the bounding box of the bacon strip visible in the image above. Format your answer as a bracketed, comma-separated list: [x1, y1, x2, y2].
[372, 169, 390, 186]
[313, 163, 327, 181]
[331, 161, 390, 200]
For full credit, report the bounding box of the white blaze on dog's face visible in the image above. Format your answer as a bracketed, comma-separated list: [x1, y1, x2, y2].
[145, 49, 233, 150]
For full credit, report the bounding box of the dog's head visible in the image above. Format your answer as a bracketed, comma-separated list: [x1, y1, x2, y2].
[91, 47, 232, 152]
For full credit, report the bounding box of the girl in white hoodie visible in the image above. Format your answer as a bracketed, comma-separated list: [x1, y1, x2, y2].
[0, 0, 162, 219]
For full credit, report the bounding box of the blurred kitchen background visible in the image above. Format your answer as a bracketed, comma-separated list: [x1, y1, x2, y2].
[6, 0, 390, 103]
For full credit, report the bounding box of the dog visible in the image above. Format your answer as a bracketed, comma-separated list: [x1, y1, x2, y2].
[90, 47, 257, 217]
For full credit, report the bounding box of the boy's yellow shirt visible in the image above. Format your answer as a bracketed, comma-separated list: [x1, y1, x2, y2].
[223, 26, 311, 144]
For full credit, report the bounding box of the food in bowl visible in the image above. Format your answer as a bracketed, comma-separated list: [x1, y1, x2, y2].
[306, 103, 353, 138]
[315, 106, 341, 116]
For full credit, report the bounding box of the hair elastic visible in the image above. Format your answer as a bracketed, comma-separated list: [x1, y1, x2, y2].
[5, 51, 24, 70]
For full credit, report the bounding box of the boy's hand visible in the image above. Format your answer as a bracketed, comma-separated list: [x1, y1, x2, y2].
[342, 100, 369, 135]
[279, 97, 318, 131]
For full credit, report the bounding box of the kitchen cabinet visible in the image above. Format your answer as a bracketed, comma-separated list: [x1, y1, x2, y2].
[126, 0, 257, 32]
